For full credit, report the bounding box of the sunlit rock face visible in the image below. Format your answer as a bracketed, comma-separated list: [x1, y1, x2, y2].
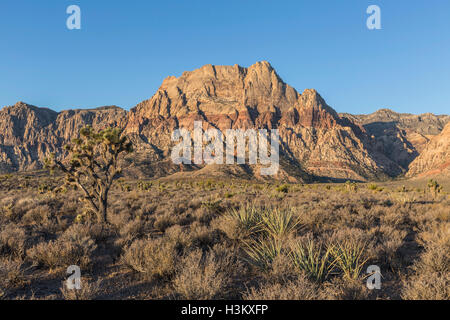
[1, 62, 446, 181]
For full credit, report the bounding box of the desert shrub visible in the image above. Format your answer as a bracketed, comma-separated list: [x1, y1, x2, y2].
[367, 183, 383, 192]
[63, 223, 112, 244]
[1, 174, 448, 300]
[224, 192, 234, 198]
[321, 277, 370, 300]
[190, 222, 221, 248]
[417, 221, 450, 252]
[121, 237, 177, 280]
[243, 274, 318, 300]
[294, 203, 335, 234]
[173, 246, 237, 300]
[379, 204, 410, 228]
[165, 225, 192, 250]
[154, 214, 176, 232]
[137, 181, 152, 191]
[270, 191, 286, 200]
[371, 225, 407, 270]
[2, 196, 37, 222]
[27, 234, 97, 269]
[60, 278, 102, 300]
[275, 184, 289, 193]
[401, 222, 449, 300]
[391, 192, 416, 205]
[0, 224, 27, 258]
[22, 204, 52, 225]
[119, 219, 153, 246]
[345, 181, 358, 192]
[212, 214, 241, 241]
[0, 258, 28, 295]
[108, 207, 132, 229]
[401, 272, 449, 300]
[193, 206, 216, 224]
[265, 252, 297, 284]
[200, 199, 222, 214]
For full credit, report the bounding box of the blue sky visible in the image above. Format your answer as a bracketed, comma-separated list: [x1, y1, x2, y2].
[0, 0, 449, 115]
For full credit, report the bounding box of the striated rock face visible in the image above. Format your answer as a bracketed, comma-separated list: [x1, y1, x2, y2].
[342, 109, 450, 170]
[406, 122, 450, 178]
[0, 103, 127, 172]
[124, 61, 402, 181]
[0, 62, 447, 181]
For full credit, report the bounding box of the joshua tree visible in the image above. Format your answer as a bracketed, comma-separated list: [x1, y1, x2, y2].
[427, 179, 442, 199]
[45, 126, 133, 223]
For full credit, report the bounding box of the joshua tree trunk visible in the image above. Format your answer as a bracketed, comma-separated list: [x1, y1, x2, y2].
[98, 188, 109, 223]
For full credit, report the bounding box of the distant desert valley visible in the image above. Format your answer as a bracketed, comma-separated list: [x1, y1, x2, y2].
[0, 62, 448, 300]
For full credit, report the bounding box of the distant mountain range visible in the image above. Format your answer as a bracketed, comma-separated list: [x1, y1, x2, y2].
[1, 62, 449, 181]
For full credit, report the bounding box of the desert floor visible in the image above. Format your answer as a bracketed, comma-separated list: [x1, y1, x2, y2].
[0, 172, 448, 300]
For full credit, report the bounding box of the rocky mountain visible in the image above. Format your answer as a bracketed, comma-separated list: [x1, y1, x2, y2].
[0, 103, 127, 172]
[0, 62, 447, 181]
[341, 109, 450, 170]
[124, 61, 402, 181]
[406, 122, 450, 178]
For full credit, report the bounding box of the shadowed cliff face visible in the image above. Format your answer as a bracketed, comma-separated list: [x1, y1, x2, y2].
[342, 109, 450, 170]
[406, 122, 450, 178]
[0, 62, 446, 181]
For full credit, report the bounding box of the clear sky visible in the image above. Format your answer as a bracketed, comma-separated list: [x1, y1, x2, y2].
[0, 0, 449, 115]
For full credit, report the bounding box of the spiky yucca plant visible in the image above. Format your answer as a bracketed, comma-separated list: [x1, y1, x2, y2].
[260, 207, 300, 240]
[331, 240, 369, 280]
[243, 238, 282, 271]
[226, 204, 264, 237]
[289, 238, 335, 282]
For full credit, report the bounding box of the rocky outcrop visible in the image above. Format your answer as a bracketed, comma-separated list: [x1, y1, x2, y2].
[0, 103, 127, 172]
[124, 62, 402, 181]
[342, 109, 450, 170]
[0, 62, 447, 181]
[406, 122, 450, 178]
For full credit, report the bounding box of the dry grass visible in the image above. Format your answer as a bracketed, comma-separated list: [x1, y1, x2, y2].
[243, 274, 319, 300]
[121, 237, 178, 280]
[27, 235, 97, 270]
[172, 245, 241, 299]
[0, 173, 448, 300]
[0, 258, 28, 297]
[60, 278, 102, 300]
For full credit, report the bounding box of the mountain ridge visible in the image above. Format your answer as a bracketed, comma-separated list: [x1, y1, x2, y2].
[1, 62, 448, 181]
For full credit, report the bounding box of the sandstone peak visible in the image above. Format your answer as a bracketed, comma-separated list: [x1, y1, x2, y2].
[127, 61, 300, 127]
[0, 62, 448, 182]
[122, 62, 407, 181]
